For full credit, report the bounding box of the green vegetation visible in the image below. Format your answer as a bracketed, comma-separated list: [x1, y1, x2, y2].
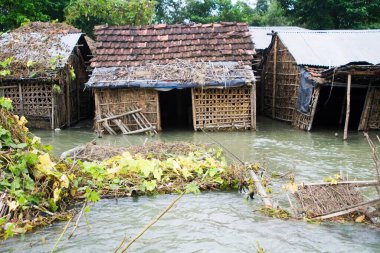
[1, 0, 379, 36]
[64, 0, 156, 37]
[0, 99, 251, 239]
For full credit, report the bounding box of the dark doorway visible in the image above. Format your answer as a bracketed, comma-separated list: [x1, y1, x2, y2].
[313, 86, 367, 130]
[159, 89, 193, 129]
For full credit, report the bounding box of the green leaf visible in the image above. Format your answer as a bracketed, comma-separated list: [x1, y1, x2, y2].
[185, 182, 200, 194]
[0, 97, 13, 110]
[49, 198, 58, 212]
[143, 180, 157, 192]
[4, 223, 14, 240]
[84, 188, 100, 203]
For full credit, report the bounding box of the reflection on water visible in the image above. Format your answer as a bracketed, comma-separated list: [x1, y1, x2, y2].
[2, 116, 379, 252]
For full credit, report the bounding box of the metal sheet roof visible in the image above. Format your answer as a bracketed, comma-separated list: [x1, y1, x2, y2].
[249, 26, 307, 50]
[277, 30, 380, 67]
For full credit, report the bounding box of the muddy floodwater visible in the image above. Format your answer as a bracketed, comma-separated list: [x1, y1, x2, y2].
[2, 117, 380, 252]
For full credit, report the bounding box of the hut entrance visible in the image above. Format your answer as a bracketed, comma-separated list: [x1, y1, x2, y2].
[159, 89, 193, 129]
[313, 86, 367, 129]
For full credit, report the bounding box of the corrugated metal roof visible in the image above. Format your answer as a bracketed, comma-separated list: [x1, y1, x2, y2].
[249, 26, 307, 50]
[277, 30, 380, 67]
[0, 32, 82, 69]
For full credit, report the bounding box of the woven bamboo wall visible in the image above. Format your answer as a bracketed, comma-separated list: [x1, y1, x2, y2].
[366, 87, 380, 130]
[0, 53, 90, 129]
[263, 37, 301, 122]
[94, 89, 160, 133]
[292, 88, 320, 130]
[192, 86, 253, 130]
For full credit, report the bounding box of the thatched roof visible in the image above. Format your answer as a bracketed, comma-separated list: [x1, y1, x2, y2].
[87, 59, 255, 89]
[0, 22, 85, 80]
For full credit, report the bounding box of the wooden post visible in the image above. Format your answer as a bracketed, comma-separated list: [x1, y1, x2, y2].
[156, 91, 162, 131]
[51, 95, 55, 130]
[358, 82, 373, 131]
[250, 83, 256, 131]
[307, 87, 320, 131]
[343, 74, 352, 140]
[18, 83, 24, 116]
[191, 88, 197, 131]
[66, 83, 71, 127]
[272, 36, 278, 119]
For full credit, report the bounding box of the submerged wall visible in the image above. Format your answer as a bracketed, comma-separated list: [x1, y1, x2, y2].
[263, 36, 301, 123]
[192, 86, 255, 131]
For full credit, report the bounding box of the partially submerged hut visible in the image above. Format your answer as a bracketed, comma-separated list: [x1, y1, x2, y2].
[249, 26, 307, 113]
[262, 30, 380, 136]
[87, 23, 255, 135]
[0, 22, 92, 129]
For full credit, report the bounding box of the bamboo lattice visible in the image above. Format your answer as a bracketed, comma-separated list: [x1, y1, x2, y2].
[192, 87, 252, 130]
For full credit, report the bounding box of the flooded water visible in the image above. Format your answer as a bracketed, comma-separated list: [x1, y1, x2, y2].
[1, 116, 380, 252]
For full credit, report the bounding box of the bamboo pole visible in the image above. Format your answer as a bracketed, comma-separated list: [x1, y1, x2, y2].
[358, 82, 373, 131]
[117, 193, 184, 252]
[343, 74, 352, 140]
[191, 88, 197, 131]
[18, 84, 24, 116]
[51, 95, 55, 130]
[250, 83, 256, 131]
[311, 198, 380, 220]
[249, 170, 273, 208]
[272, 36, 278, 119]
[307, 88, 320, 131]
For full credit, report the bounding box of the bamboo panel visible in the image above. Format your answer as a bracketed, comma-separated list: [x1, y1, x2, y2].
[263, 37, 300, 123]
[3, 82, 53, 118]
[192, 86, 253, 130]
[94, 88, 159, 133]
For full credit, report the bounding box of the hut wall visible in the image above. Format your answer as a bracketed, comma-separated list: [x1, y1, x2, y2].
[263, 37, 301, 122]
[366, 87, 380, 130]
[94, 89, 160, 133]
[192, 86, 254, 130]
[55, 48, 91, 128]
[1, 81, 54, 128]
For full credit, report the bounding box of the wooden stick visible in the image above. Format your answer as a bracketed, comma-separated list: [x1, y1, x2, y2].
[343, 73, 352, 140]
[50, 216, 73, 253]
[114, 235, 128, 253]
[68, 202, 87, 239]
[307, 88, 320, 131]
[312, 198, 380, 220]
[117, 193, 184, 253]
[301, 180, 380, 187]
[249, 170, 273, 208]
[96, 109, 142, 123]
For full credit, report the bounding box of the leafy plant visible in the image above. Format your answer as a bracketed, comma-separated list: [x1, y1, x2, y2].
[52, 84, 62, 94]
[69, 65, 76, 80]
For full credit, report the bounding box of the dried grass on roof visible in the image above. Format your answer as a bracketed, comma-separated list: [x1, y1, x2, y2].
[90, 59, 254, 86]
[13, 21, 80, 34]
[0, 22, 81, 78]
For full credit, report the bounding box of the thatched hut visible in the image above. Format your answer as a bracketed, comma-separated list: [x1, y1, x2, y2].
[262, 30, 380, 137]
[87, 23, 255, 135]
[0, 22, 92, 129]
